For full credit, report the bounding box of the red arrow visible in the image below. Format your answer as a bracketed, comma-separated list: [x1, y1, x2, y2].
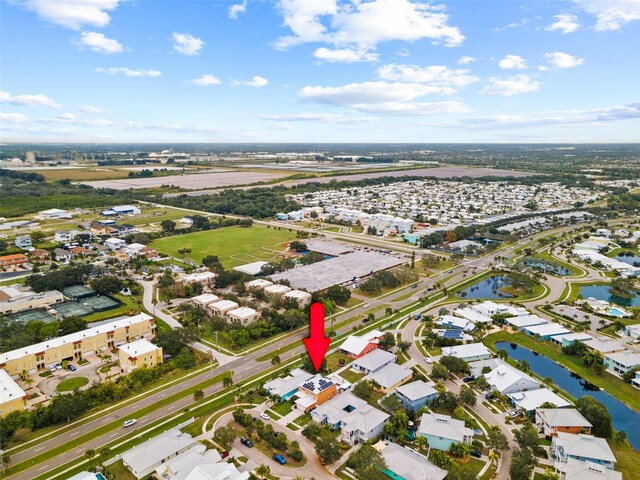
[304, 302, 331, 372]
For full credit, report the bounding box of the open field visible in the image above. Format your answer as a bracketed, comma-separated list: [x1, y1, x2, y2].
[79, 170, 287, 190]
[30, 168, 132, 181]
[151, 225, 297, 267]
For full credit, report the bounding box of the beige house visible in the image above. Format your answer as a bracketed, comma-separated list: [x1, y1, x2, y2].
[0, 369, 27, 418]
[226, 307, 260, 325]
[245, 279, 273, 291]
[264, 284, 292, 298]
[283, 289, 312, 307]
[191, 293, 220, 309]
[0, 313, 155, 376]
[118, 339, 163, 374]
[208, 299, 239, 317]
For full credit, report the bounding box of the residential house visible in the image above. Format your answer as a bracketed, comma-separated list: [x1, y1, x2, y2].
[523, 322, 571, 340]
[294, 375, 337, 412]
[15, 235, 33, 250]
[190, 293, 220, 309]
[226, 307, 260, 325]
[603, 350, 640, 376]
[53, 248, 73, 263]
[551, 333, 594, 347]
[124, 243, 147, 256]
[508, 388, 572, 414]
[104, 237, 127, 251]
[340, 404, 390, 446]
[0, 253, 29, 270]
[417, 413, 473, 451]
[623, 324, 640, 339]
[505, 314, 548, 330]
[340, 330, 385, 358]
[311, 392, 369, 429]
[54, 230, 72, 243]
[152, 443, 222, 480]
[582, 338, 626, 355]
[536, 408, 592, 437]
[264, 368, 314, 400]
[283, 289, 312, 307]
[441, 343, 491, 362]
[483, 361, 541, 395]
[437, 315, 475, 332]
[264, 283, 292, 298]
[378, 442, 448, 480]
[70, 246, 90, 257]
[118, 339, 163, 374]
[121, 428, 196, 479]
[245, 279, 273, 291]
[552, 432, 616, 470]
[555, 458, 622, 480]
[181, 271, 217, 285]
[0, 369, 28, 418]
[631, 370, 640, 389]
[366, 363, 413, 393]
[395, 380, 437, 412]
[453, 307, 493, 325]
[29, 249, 51, 263]
[350, 349, 396, 375]
[208, 300, 239, 317]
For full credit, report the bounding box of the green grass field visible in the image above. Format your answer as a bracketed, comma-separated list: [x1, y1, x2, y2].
[151, 225, 298, 267]
[57, 377, 89, 392]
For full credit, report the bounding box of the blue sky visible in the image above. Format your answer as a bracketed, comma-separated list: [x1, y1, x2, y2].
[1, 0, 639, 143]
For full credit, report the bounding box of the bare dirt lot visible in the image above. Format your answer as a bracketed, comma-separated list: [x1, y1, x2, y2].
[78, 170, 286, 190]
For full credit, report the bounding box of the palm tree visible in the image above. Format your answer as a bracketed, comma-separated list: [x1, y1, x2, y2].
[256, 464, 270, 480]
[85, 449, 96, 467]
[23, 374, 34, 390]
[488, 449, 500, 465]
[415, 435, 429, 451]
[223, 375, 233, 388]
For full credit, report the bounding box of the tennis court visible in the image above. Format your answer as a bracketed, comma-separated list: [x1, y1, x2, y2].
[53, 301, 93, 318]
[10, 309, 56, 323]
[83, 295, 121, 312]
[62, 285, 96, 299]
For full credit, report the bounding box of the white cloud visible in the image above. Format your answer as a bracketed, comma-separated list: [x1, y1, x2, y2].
[80, 104, 102, 113]
[544, 52, 584, 69]
[95, 67, 161, 77]
[190, 74, 222, 86]
[545, 14, 580, 34]
[0, 112, 29, 123]
[275, 0, 464, 57]
[314, 47, 379, 63]
[480, 75, 541, 96]
[498, 54, 528, 70]
[238, 76, 269, 87]
[57, 112, 77, 120]
[9, 0, 120, 29]
[172, 33, 204, 56]
[74, 31, 123, 53]
[0, 90, 62, 108]
[298, 81, 471, 114]
[377, 64, 479, 89]
[492, 18, 529, 31]
[458, 56, 475, 65]
[259, 113, 376, 124]
[229, 0, 247, 19]
[574, 0, 640, 31]
[396, 48, 410, 57]
[436, 102, 640, 129]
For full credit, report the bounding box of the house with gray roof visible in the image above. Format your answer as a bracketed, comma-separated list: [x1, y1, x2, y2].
[379, 442, 448, 480]
[394, 380, 437, 412]
[552, 432, 616, 470]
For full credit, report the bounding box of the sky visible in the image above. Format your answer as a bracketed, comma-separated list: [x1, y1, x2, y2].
[1, 0, 639, 143]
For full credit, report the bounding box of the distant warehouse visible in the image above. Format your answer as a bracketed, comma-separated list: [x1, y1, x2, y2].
[269, 251, 405, 293]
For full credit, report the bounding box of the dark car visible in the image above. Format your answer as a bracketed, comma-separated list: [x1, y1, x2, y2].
[220, 450, 230, 459]
[462, 375, 475, 383]
[67, 364, 77, 372]
[240, 437, 253, 448]
[471, 450, 482, 458]
[273, 454, 286, 465]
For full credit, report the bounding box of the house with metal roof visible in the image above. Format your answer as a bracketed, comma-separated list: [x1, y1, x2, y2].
[552, 432, 616, 470]
[536, 408, 592, 437]
[366, 363, 413, 393]
[394, 380, 437, 412]
[351, 349, 396, 374]
[417, 413, 473, 451]
[508, 388, 572, 413]
[378, 442, 448, 480]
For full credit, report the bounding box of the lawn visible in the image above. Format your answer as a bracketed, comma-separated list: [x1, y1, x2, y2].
[325, 351, 353, 373]
[151, 225, 298, 267]
[612, 438, 640, 480]
[105, 460, 138, 480]
[339, 369, 366, 384]
[57, 376, 89, 392]
[30, 168, 132, 181]
[271, 400, 294, 417]
[484, 331, 640, 411]
[121, 207, 189, 226]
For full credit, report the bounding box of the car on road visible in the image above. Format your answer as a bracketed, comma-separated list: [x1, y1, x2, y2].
[67, 364, 77, 371]
[260, 412, 271, 421]
[424, 357, 433, 364]
[123, 419, 137, 427]
[273, 454, 286, 465]
[240, 437, 254, 447]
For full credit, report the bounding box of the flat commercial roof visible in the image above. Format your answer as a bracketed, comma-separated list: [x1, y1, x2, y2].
[233, 261, 268, 276]
[269, 251, 405, 292]
[305, 239, 353, 256]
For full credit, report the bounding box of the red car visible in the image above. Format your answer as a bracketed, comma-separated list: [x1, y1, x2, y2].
[220, 451, 230, 459]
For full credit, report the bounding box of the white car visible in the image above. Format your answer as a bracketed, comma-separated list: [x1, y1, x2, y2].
[259, 412, 271, 421]
[123, 419, 137, 427]
[48, 364, 57, 372]
[424, 357, 433, 364]
[54, 363, 63, 370]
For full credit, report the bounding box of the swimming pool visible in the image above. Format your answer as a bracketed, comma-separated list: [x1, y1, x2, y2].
[608, 307, 629, 317]
[96, 474, 107, 480]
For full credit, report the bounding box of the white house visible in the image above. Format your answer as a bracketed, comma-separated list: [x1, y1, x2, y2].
[366, 363, 412, 393]
[484, 362, 541, 395]
[508, 388, 572, 413]
[441, 343, 491, 362]
[340, 404, 390, 446]
[552, 432, 616, 470]
[104, 237, 126, 251]
[121, 429, 196, 479]
[555, 459, 621, 480]
[36, 208, 72, 220]
[378, 442, 448, 480]
[182, 271, 217, 285]
[124, 243, 147, 256]
[351, 349, 396, 375]
[226, 307, 260, 325]
[264, 284, 292, 297]
[603, 351, 640, 376]
[245, 278, 273, 291]
[417, 413, 473, 451]
[623, 324, 640, 339]
[535, 408, 592, 437]
[208, 300, 239, 317]
[283, 289, 312, 307]
[191, 293, 220, 309]
[152, 444, 223, 480]
[54, 230, 72, 243]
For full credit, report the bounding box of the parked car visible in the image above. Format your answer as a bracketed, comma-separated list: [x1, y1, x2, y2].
[273, 454, 286, 465]
[240, 437, 253, 447]
[260, 412, 271, 421]
[471, 450, 482, 458]
[67, 364, 77, 372]
[220, 451, 230, 459]
[462, 375, 475, 383]
[424, 357, 433, 364]
[507, 410, 520, 419]
[48, 364, 57, 372]
[54, 363, 63, 370]
[123, 419, 137, 427]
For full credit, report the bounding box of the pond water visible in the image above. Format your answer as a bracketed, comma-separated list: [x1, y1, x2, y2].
[459, 275, 514, 299]
[614, 252, 640, 267]
[580, 284, 640, 308]
[496, 342, 640, 449]
[524, 259, 571, 276]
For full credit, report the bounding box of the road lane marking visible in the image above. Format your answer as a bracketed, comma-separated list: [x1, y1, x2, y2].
[34, 446, 44, 452]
